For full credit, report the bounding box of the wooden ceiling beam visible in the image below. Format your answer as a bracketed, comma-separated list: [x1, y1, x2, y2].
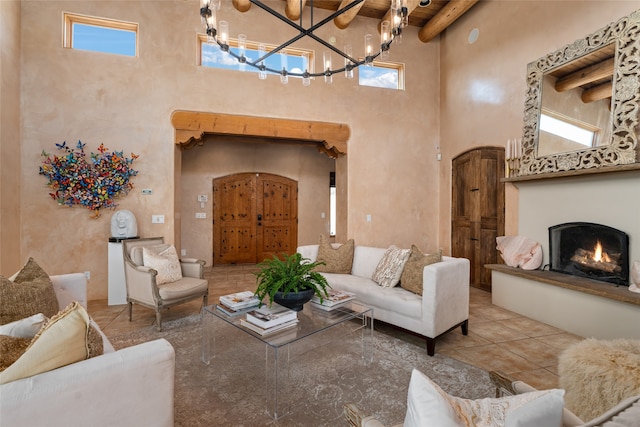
[285, 0, 307, 20]
[232, 0, 251, 13]
[555, 58, 615, 92]
[418, 0, 479, 43]
[581, 82, 613, 104]
[334, 0, 367, 29]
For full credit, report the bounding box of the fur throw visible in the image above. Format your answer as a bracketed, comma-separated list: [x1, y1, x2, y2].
[558, 338, 640, 421]
[496, 236, 543, 270]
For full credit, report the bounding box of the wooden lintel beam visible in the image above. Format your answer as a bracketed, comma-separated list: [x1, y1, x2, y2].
[418, 0, 479, 43]
[171, 111, 349, 157]
[285, 0, 307, 20]
[555, 58, 615, 92]
[232, 0, 251, 13]
[581, 82, 613, 104]
[334, 0, 367, 30]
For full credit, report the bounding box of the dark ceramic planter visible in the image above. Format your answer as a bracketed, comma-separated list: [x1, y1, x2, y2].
[273, 288, 315, 312]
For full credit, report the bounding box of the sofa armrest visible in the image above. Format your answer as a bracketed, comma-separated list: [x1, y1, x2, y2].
[51, 273, 87, 310]
[0, 339, 175, 427]
[344, 403, 389, 427]
[421, 257, 470, 337]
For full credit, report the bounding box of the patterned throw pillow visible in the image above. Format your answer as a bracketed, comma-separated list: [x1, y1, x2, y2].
[0, 302, 103, 384]
[372, 246, 411, 288]
[0, 258, 59, 325]
[314, 235, 355, 274]
[403, 369, 564, 427]
[142, 244, 183, 285]
[400, 245, 442, 295]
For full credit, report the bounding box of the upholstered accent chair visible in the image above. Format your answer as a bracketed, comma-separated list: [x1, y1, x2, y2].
[122, 237, 208, 330]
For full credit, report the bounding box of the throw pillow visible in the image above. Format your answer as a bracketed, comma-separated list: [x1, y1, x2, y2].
[142, 244, 183, 285]
[404, 369, 564, 427]
[400, 245, 442, 295]
[314, 235, 355, 274]
[0, 302, 103, 385]
[372, 245, 411, 288]
[0, 313, 48, 338]
[0, 336, 31, 372]
[0, 258, 59, 325]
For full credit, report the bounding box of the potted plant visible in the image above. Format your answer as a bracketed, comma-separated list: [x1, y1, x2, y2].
[254, 252, 331, 311]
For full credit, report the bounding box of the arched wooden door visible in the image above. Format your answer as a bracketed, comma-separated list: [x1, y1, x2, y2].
[451, 147, 505, 291]
[213, 173, 298, 265]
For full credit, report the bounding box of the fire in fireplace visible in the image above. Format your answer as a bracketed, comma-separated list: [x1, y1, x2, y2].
[549, 222, 629, 286]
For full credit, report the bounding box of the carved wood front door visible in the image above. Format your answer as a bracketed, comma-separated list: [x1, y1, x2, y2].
[213, 173, 298, 265]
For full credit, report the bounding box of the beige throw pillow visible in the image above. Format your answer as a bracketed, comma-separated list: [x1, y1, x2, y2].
[143, 244, 183, 285]
[400, 245, 442, 295]
[314, 235, 355, 274]
[372, 245, 411, 288]
[403, 369, 564, 427]
[0, 302, 103, 384]
[0, 258, 59, 325]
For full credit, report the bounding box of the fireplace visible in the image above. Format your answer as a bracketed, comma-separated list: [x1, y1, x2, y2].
[549, 222, 630, 286]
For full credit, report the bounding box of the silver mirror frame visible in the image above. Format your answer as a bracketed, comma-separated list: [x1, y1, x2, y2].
[518, 10, 640, 176]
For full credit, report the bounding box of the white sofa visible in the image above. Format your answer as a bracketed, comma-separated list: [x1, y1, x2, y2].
[0, 273, 176, 427]
[297, 245, 470, 356]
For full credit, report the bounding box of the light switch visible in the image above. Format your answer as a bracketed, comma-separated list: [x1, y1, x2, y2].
[152, 215, 165, 224]
[195, 213, 207, 219]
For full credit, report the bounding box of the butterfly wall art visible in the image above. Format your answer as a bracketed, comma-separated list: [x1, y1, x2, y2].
[39, 141, 139, 218]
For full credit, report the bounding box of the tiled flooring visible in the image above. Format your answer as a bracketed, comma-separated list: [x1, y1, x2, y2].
[88, 264, 584, 391]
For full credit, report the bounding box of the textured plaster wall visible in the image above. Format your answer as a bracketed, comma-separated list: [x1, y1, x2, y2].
[181, 138, 335, 266]
[0, 1, 22, 274]
[438, 0, 640, 253]
[13, 1, 440, 300]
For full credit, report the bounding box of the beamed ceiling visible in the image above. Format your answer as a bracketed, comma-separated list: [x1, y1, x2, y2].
[232, 0, 481, 43]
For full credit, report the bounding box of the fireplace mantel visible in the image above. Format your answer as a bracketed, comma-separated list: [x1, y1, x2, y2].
[486, 264, 640, 307]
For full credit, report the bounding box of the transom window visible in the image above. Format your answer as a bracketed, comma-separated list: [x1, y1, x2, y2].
[358, 61, 405, 90]
[63, 12, 138, 57]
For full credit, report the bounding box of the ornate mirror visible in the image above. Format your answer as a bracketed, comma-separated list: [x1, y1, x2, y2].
[518, 10, 640, 176]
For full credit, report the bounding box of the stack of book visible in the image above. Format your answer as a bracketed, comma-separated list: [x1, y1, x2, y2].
[216, 291, 260, 316]
[240, 303, 298, 336]
[311, 289, 356, 311]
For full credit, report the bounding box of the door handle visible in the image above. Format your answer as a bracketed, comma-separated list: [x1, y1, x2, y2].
[470, 188, 479, 192]
[257, 214, 262, 221]
[470, 238, 479, 241]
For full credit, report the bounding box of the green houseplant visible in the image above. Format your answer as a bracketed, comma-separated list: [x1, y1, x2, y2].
[254, 252, 331, 311]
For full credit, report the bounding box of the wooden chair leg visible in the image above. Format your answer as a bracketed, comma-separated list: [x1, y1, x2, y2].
[156, 310, 163, 331]
[128, 302, 133, 321]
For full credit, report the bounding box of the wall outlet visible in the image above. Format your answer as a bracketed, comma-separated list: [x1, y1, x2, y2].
[152, 215, 165, 224]
[84, 271, 90, 280]
[195, 212, 207, 219]
[181, 249, 187, 256]
[142, 188, 153, 195]
[366, 214, 372, 222]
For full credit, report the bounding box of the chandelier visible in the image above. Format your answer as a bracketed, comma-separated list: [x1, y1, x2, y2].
[199, 0, 408, 85]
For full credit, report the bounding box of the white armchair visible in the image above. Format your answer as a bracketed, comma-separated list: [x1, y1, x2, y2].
[122, 237, 208, 330]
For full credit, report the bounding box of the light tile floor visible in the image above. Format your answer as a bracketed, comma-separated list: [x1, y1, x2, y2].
[88, 264, 584, 391]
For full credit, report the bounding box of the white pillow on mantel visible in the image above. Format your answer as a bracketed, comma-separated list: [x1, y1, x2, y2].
[629, 261, 640, 293]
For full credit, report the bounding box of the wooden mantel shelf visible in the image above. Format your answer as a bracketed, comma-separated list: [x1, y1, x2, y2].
[486, 264, 640, 307]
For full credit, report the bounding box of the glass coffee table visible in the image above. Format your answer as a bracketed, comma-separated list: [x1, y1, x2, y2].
[202, 300, 373, 419]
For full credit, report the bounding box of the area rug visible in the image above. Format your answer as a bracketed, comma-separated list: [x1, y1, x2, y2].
[108, 314, 494, 426]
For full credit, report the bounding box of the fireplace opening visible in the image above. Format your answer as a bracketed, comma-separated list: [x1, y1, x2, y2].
[549, 222, 629, 286]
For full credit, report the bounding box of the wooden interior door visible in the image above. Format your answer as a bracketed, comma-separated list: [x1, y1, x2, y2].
[451, 147, 505, 291]
[213, 173, 298, 265]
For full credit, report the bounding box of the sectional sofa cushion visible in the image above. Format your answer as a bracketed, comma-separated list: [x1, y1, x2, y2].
[0, 302, 103, 384]
[0, 258, 59, 325]
[372, 246, 411, 288]
[400, 246, 442, 295]
[143, 244, 183, 285]
[314, 235, 355, 274]
[404, 369, 564, 427]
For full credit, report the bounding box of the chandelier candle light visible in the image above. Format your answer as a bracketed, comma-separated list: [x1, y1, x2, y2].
[199, 0, 408, 85]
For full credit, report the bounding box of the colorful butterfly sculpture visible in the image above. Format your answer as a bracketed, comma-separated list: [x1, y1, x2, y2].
[39, 141, 139, 217]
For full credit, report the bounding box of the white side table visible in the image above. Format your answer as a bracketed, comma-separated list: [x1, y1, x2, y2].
[108, 237, 139, 305]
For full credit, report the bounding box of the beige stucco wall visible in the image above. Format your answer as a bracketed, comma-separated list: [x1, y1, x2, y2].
[10, 1, 440, 300]
[438, 0, 640, 254]
[0, 0, 23, 274]
[180, 138, 335, 265]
